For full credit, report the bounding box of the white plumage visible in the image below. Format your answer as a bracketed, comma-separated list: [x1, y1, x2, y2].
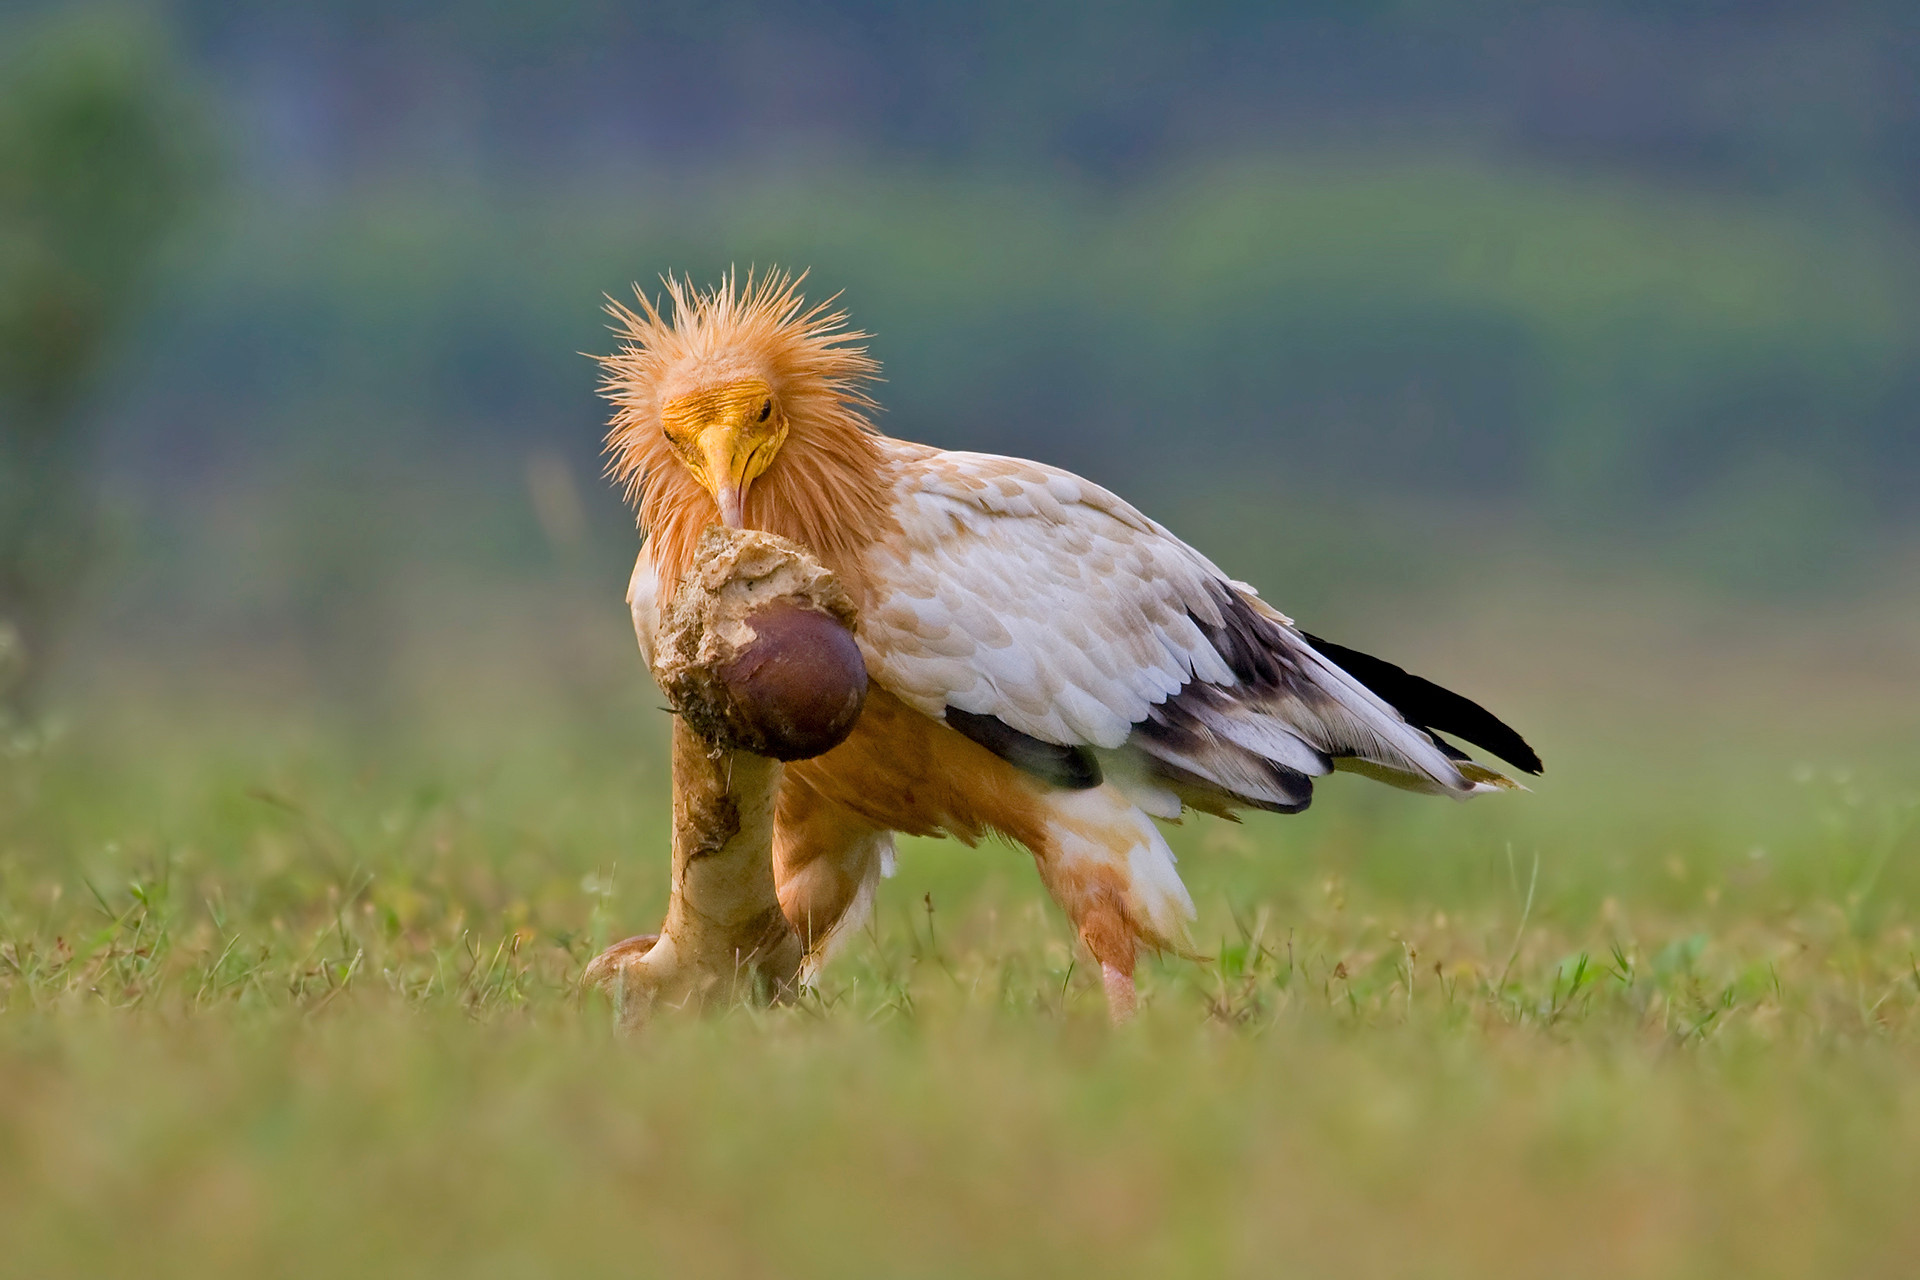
[859, 441, 1503, 809]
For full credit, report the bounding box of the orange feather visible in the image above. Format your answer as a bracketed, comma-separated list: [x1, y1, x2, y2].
[784, 686, 1050, 849]
[597, 268, 898, 601]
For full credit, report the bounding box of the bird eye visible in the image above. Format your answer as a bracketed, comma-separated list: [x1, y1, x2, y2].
[758, 400, 772, 423]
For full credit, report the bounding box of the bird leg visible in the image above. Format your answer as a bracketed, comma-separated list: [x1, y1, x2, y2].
[1099, 960, 1137, 1022]
[1078, 905, 1139, 1024]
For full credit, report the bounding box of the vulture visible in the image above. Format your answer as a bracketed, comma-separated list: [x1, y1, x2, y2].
[600, 271, 1540, 1017]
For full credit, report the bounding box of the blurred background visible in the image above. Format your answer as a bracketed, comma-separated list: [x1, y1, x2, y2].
[9, 17, 1920, 1272]
[1, 0, 1916, 757]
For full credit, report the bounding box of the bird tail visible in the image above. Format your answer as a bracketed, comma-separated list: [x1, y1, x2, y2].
[1300, 631, 1541, 795]
[1131, 588, 1540, 813]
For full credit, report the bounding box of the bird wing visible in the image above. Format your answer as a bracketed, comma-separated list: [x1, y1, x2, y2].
[860, 446, 1531, 814]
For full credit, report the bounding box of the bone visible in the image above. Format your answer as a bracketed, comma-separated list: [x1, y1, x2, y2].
[583, 527, 865, 1026]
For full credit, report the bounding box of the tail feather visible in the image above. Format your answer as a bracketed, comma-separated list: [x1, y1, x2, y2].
[1128, 587, 1533, 813]
[1301, 633, 1543, 776]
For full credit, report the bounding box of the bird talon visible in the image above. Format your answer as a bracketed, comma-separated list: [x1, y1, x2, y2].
[581, 933, 661, 991]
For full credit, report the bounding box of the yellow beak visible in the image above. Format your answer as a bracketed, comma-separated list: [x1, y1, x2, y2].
[660, 377, 785, 529]
[698, 427, 750, 528]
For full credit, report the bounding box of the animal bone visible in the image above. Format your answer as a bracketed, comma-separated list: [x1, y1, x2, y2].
[583, 527, 865, 1025]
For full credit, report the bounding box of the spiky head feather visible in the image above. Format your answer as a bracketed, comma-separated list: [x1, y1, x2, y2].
[598, 269, 895, 596]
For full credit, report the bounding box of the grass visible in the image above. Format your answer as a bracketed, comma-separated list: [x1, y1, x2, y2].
[3, 564, 1919, 1278]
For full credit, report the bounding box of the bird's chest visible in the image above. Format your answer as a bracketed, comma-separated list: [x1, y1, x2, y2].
[782, 686, 1049, 850]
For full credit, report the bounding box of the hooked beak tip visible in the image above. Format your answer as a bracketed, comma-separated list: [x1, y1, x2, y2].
[715, 485, 746, 529]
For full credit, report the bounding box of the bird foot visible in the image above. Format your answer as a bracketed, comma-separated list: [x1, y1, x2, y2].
[580, 933, 660, 995]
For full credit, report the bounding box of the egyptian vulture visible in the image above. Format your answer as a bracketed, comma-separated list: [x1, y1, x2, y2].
[600, 271, 1541, 1017]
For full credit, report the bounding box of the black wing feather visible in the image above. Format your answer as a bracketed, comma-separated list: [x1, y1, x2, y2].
[1301, 634, 1543, 775]
[944, 707, 1103, 789]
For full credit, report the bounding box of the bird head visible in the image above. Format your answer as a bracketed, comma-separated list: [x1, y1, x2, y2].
[657, 375, 786, 528]
[599, 269, 881, 536]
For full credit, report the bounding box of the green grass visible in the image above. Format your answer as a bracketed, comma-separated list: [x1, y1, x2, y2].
[3, 568, 1919, 1278]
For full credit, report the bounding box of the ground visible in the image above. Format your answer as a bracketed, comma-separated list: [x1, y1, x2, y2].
[1, 564, 1917, 1279]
